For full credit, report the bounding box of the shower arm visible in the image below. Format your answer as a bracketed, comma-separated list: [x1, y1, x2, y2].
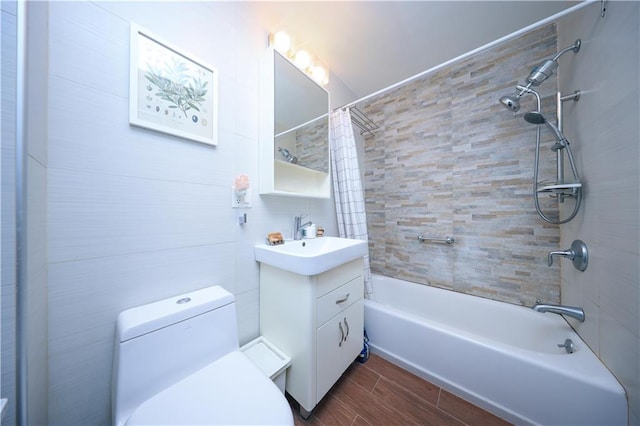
[552, 39, 581, 61]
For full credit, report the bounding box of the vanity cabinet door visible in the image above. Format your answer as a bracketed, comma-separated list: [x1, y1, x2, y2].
[316, 300, 364, 401]
[316, 314, 344, 399]
[340, 300, 364, 372]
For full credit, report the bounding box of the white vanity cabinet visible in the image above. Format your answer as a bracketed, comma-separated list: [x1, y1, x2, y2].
[259, 258, 364, 415]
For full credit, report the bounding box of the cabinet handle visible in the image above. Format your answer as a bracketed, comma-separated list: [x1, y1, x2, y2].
[338, 322, 344, 347]
[335, 293, 350, 304]
[343, 317, 349, 342]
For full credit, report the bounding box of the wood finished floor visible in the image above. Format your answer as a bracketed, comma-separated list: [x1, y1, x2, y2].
[287, 354, 510, 426]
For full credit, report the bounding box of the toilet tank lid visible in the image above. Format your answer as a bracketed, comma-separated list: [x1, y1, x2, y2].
[117, 286, 234, 342]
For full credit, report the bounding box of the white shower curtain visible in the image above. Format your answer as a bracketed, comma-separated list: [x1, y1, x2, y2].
[330, 108, 373, 298]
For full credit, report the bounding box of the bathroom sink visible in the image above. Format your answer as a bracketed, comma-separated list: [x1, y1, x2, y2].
[254, 237, 367, 275]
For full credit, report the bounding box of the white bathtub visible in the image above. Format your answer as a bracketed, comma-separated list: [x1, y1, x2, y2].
[364, 274, 628, 425]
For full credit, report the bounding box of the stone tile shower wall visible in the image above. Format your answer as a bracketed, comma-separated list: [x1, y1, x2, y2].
[363, 24, 562, 305]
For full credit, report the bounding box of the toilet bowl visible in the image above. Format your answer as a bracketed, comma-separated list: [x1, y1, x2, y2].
[111, 286, 293, 425]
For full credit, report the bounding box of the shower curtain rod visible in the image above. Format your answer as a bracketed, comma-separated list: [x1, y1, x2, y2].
[333, 0, 593, 112]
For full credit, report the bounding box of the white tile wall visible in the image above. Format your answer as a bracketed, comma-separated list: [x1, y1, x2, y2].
[1, 2, 18, 423]
[24, 2, 50, 423]
[3, 2, 51, 424]
[25, 156, 48, 426]
[558, 2, 639, 424]
[44, 1, 346, 424]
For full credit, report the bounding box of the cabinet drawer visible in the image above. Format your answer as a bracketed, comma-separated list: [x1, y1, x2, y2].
[316, 258, 363, 297]
[316, 276, 363, 326]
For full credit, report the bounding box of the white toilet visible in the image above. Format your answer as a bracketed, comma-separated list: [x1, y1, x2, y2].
[111, 285, 294, 425]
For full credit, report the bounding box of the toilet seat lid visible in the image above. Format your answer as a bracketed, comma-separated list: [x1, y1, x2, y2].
[125, 351, 293, 425]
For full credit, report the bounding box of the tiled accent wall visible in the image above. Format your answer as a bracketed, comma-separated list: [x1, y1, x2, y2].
[23, 3, 50, 424]
[363, 24, 563, 305]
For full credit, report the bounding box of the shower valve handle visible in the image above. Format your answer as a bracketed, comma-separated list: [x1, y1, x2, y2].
[547, 240, 588, 271]
[548, 249, 575, 266]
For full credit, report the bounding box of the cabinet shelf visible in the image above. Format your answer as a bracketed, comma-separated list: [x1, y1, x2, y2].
[265, 160, 331, 198]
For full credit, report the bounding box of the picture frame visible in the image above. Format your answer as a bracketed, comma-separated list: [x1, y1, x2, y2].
[129, 23, 218, 146]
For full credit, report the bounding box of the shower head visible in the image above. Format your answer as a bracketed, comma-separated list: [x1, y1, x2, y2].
[524, 111, 567, 146]
[499, 94, 521, 112]
[523, 111, 546, 125]
[499, 85, 540, 112]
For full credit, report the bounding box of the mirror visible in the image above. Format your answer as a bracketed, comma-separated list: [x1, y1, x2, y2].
[274, 51, 329, 174]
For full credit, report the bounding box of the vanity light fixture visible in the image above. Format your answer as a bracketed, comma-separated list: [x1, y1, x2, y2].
[294, 50, 312, 70]
[271, 31, 292, 55]
[268, 31, 329, 86]
[311, 65, 327, 84]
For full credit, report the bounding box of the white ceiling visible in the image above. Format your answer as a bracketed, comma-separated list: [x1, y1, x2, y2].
[251, 1, 576, 99]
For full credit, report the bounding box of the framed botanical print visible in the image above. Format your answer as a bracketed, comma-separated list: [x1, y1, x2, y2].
[129, 23, 218, 146]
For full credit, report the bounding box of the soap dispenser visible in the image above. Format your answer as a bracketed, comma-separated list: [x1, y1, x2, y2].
[303, 224, 317, 239]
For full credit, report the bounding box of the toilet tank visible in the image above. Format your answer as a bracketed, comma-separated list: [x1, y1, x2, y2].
[111, 286, 238, 426]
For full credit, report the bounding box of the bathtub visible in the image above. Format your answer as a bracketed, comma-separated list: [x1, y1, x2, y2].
[364, 274, 627, 425]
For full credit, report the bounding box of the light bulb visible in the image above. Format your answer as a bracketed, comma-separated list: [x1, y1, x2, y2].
[272, 31, 291, 54]
[294, 50, 311, 71]
[311, 65, 327, 84]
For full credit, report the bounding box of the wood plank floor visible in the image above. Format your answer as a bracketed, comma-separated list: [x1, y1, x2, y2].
[287, 354, 510, 426]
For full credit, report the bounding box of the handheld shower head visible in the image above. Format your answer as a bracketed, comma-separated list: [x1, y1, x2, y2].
[499, 94, 521, 112]
[523, 111, 546, 125]
[523, 111, 567, 146]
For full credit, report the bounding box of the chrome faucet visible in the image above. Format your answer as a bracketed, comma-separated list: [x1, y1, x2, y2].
[532, 301, 585, 322]
[293, 214, 312, 240]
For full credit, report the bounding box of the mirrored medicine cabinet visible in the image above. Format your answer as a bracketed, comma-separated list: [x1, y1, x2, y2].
[259, 48, 331, 198]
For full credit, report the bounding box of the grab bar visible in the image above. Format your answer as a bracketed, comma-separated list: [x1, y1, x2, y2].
[417, 234, 455, 245]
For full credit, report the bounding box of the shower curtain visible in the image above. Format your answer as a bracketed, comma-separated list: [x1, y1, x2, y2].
[330, 108, 373, 298]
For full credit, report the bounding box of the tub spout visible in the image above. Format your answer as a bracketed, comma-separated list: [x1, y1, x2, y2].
[532, 303, 585, 322]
